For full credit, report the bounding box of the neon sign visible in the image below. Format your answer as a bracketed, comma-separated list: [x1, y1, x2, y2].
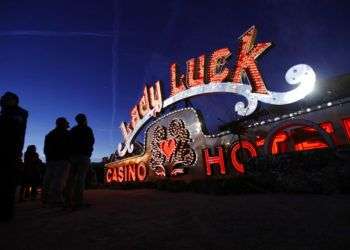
[117, 26, 316, 157]
[107, 98, 350, 184]
[202, 118, 347, 176]
[106, 163, 147, 183]
[104, 26, 350, 185]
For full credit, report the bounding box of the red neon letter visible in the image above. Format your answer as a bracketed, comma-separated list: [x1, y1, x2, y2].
[232, 26, 271, 94]
[124, 166, 129, 182]
[203, 146, 226, 175]
[271, 131, 288, 155]
[137, 162, 147, 181]
[230, 141, 257, 174]
[293, 122, 334, 152]
[209, 48, 231, 83]
[342, 117, 350, 141]
[170, 63, 187, 96]
[255, 136, 265, 147]
[130, 105, 140, 129]
[320, 122, 334, 134]
[117, 167, 124, 182]
[128, 164, 136, 181]
[149, 81, 163, 112]
[138, 86, 150, 117]
[187, 55, 205, 87]
[294, 140, 328, 151]
[106, 168, 113, 183]
[112, 168, 118, 182]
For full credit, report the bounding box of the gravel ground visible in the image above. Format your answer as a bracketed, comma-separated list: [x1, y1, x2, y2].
[0, 189, 349, 250]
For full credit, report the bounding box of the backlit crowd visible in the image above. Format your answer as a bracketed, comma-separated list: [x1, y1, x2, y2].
[0, 92, 95, 222]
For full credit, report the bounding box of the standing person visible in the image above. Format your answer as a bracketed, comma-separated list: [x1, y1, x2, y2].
[67, 114, 94, 209]
[43, 117, 70, 206]
[19, 145, 43, 201]
[0, 92, 28, 222]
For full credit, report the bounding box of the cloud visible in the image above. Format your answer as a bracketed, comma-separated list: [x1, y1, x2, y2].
[0, 30, 115, 37]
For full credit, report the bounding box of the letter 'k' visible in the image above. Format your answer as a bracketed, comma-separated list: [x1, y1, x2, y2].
[233, 26, 272, 94]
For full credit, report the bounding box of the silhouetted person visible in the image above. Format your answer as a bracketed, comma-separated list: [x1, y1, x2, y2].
[66, 114, 94, 209]
[19, 145, 43, 201]
[0, 92, 28, 222]
[43, 117, 70, 206]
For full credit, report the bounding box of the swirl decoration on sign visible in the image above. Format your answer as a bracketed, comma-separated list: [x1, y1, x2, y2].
[117, 64, 316, 157]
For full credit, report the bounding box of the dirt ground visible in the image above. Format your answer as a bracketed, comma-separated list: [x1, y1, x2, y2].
[0, 189, 349, 250]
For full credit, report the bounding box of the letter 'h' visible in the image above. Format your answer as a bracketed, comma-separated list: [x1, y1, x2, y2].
[203, 146, 226, 175]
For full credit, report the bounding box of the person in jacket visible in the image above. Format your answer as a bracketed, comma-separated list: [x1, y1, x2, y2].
[65, 113, 94, 209]
[42, 117, 70, 206]
[0, 92, 28, 221]
[19, 145, 43, 201]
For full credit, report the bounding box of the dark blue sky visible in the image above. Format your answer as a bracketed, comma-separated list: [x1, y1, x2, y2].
[0, 0, 349, 161]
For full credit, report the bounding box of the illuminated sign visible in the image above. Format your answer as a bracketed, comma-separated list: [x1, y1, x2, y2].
[105, 26, 349, 185]
[117, 26, 316, 157]
[106, 163, 147, 183]
[106, 102, 350, 184]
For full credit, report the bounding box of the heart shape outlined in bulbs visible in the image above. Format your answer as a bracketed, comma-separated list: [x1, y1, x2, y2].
[159, 138, 176, 160]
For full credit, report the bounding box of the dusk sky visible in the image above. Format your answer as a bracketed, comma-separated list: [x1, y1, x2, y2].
[0, 0, 349, 161]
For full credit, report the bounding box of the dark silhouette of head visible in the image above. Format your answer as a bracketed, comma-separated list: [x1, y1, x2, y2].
[0, 92, 19, 109]
[26, 145, 37, 153]
[75, 113, 87, 126]
[56, 117, 69, 130]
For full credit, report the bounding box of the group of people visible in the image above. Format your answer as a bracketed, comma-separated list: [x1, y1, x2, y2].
[0, 91, 95, 222]
[43, 114, 94, 209]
